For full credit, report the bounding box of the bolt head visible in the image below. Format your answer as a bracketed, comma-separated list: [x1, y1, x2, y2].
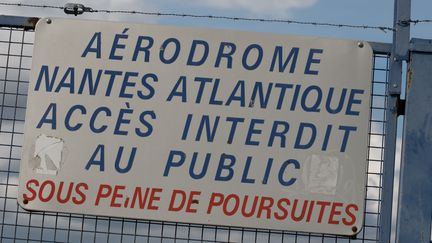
[46, 18, 52, 24]
[357, 42, 364, 48]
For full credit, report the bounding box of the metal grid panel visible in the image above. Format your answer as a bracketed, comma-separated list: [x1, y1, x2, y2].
[0, 26, 390, 243]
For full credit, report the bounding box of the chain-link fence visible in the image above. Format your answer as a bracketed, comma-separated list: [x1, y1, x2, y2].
[0, 21, 391, 243]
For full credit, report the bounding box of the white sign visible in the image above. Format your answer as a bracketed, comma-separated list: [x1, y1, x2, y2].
[19, 17, 372, 236]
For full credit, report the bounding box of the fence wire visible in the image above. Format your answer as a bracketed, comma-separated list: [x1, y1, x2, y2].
[0, 2, 395, 32]
[0, 25, 390, 243]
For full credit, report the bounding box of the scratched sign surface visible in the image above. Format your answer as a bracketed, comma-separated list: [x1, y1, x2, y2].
[18, 17, 372, 236]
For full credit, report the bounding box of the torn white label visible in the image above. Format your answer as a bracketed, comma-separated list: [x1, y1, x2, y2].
[33, 134, 64, 175]
[304, 154, 339, 195]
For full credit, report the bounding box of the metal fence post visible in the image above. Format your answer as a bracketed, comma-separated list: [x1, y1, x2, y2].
[380, 0, 410, 242]
[395, 38, 432, 243]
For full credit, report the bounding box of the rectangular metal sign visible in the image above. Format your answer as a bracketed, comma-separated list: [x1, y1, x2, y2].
[18, 17, 372, 236]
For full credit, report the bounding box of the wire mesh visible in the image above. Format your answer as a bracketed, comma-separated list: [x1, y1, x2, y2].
[0, 25, 390, 243]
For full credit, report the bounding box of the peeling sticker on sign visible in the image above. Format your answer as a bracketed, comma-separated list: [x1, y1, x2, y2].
[33, 134, 64, 175]
[304, 154, 339, 195]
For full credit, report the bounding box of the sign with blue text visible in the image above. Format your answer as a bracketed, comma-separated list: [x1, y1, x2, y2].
[18, 17, 372, 236]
